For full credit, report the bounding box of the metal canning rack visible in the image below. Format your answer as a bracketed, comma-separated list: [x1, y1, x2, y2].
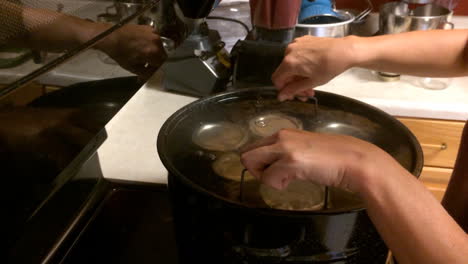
[239, 96, 328, 210]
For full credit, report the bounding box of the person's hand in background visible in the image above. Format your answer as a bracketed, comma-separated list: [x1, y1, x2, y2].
[95, 23, 167, 81]
[1, 2, 167, 81]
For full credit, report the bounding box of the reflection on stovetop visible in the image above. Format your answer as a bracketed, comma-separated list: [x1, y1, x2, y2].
[62, 186, 178, 264]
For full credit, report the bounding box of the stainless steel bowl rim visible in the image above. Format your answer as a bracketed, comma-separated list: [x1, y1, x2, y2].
[397, 11, 453, 20]
[296, 10, 355, 28]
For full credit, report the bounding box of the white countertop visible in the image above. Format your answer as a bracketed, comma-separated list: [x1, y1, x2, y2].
[318, 68, 468, 120]
[0, 50, 133, 87]
[97, 72, 196, 184]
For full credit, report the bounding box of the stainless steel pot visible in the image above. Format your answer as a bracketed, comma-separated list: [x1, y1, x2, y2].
[295, 10, 355, 38]
[380, 2, 454, 35]
[295, 0, 372, 38]
[157, 87, 423, 264]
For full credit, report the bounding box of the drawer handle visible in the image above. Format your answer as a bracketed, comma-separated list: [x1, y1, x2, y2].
[421, 143, 447, 150]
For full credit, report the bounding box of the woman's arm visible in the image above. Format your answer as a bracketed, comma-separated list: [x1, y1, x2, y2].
[1, 1, 165, 79]
[443, 122, 468, 232]
[240, 129, 468, 264]
[352, 29, 468, 77]
[357, 146, 468, 264]
[272, 30, 468, 101]
[2, 1, 107, 52]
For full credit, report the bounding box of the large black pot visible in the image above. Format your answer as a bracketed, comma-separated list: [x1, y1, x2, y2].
[157, 88, 423, 264]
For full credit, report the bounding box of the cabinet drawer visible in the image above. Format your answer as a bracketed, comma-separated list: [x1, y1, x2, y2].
[398, 118, 464, 168]
[0, 82, 43, 106]
[44, 85, 62, 93]
[419, 166, 452, 201]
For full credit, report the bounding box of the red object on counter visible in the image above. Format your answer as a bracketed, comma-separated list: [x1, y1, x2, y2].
[250, 0, 302, 29]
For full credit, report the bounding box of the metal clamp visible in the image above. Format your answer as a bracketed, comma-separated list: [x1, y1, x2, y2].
[239, 169, 247, 203]
[239, 95, 322, 207]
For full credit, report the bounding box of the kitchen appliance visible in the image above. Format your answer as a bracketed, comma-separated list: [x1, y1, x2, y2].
[94, 0, 230, 97]
[231, 0, 373, 88]
[157, 87, 423, 264]
[231, 0, 302, 87]
[157, 0, 231, 97]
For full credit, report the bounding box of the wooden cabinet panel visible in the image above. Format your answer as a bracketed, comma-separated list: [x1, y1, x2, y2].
[398, 117, 464, 168]
[0, 82, 43, 106]
[419, 166, 453, 201]
[44, 85, 61, 93]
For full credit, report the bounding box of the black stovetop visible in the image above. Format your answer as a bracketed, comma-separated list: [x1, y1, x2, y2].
[8, 178, 179, 264]
[62, 184, 178, 264]
[6, 129, 179, 264]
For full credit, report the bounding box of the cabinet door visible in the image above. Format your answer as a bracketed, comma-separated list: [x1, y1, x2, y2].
[419, 166, 453, 201]
[398, 118, 464, 168]
[0, 82, 43, 106]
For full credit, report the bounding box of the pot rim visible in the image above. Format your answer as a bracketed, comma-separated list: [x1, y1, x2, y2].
[157, 87, 424, 216]
[296, 10, 355, 28]
[380, 2, 453, 20]
[404, 12, 453, 20]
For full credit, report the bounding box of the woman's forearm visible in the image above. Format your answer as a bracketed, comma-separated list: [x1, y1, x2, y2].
[356, 155, 468, 264]
[20, 7, 107, 52]
[0, 1, 109, 52]
[442, 122, 468, 232]
[349, 29, 468, 77]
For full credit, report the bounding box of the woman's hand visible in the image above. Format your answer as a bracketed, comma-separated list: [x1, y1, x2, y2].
[240, 129, 392, 193]
[95, 23, 166, 81]
[272, 36, 357, 101]
[7, 5, 167, 80]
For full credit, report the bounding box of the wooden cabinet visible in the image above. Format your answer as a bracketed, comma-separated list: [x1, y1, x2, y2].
[419, 166, 453, 201]
[0, 84, 63, 106]
[397, 117, 465, 201]
[0, 82, 44, 106]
